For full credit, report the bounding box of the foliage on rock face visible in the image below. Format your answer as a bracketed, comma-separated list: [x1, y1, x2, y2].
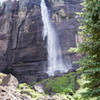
[39, 72, 76, 94]
[18, 83, 44, 100]
[18, 72, 76, 100]
[76, 0, 100, 99]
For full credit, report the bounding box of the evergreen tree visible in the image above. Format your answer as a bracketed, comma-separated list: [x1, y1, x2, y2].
[77, 0, 100, 99]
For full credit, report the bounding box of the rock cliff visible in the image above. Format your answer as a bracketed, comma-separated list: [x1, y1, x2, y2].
[0, 0, 82, 83]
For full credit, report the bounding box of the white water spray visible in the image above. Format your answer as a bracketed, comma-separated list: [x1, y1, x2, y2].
[41, 0, 68, 76]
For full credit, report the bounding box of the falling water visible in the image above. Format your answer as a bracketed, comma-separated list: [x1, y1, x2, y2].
[41, 0, 68, 76]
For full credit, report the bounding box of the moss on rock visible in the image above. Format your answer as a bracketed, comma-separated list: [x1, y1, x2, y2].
[0, 73, 7, 84]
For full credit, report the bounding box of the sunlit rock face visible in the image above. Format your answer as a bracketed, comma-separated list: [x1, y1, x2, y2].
[0, 0, 82, 83]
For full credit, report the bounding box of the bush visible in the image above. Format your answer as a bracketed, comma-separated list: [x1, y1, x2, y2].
[39, 72, 77, 95]
[76, 0, 100, 99]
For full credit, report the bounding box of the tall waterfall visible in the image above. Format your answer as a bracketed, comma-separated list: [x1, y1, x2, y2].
[41, 0, 68, 76]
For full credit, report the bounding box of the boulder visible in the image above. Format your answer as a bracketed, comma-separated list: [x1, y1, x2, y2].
[0, 86, 32, 100]
[34, 84, 44, 94]
[1, 74, 18, 88]
[0, 73, 32, 100]
[0, 73, 7, 84]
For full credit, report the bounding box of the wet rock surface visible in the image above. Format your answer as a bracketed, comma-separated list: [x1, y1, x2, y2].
[0, 0, 82, 83]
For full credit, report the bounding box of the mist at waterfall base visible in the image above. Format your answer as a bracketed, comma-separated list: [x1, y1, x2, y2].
[41, 0, 71, 76]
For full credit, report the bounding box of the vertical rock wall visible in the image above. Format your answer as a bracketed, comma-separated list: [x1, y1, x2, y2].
[0, 0, 82, 83]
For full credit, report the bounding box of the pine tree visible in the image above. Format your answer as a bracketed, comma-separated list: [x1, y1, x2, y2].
[77, 0, 100, 99]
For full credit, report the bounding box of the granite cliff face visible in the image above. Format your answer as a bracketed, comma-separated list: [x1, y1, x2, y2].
[0, 0, 82, 83]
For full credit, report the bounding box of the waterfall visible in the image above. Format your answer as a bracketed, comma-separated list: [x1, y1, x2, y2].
[41, 0, 68, 76]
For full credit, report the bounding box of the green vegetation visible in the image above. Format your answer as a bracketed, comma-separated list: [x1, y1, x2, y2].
[74, 0, 100, 99]
[18, 83, 45, 100]
[17, 72, 78, 100]
[38, 72, 77, 94]
[1, 0, 99, 100]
